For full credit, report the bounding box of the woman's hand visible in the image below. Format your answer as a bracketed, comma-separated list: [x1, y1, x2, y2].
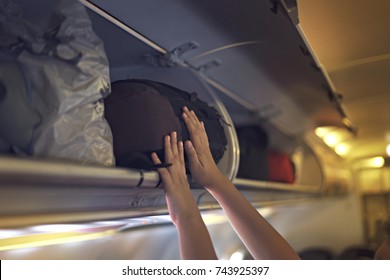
[151, 131, 218, 259]
[182, 106, 227, 189]
[151, 131, 198, 225]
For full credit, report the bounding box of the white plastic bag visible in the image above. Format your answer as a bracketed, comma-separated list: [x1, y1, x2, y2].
[0, 0, 114, 166]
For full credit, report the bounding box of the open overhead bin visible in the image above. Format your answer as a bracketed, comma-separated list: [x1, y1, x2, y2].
[81, 0, 354, 194]
[84, 0, 353, 134]
[0, 0, 352, 229]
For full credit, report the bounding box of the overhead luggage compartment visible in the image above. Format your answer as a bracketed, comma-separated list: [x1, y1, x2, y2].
[0, 0, 353, 229]
[80, 0, 353, 194]
[83, 0, 352, 134]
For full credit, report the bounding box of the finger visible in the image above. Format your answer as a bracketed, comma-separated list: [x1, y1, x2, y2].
[184, 109, 207, 139]
[151, 152, 172, 184]
[200, 121, 209, 142]
[189, 109, 201, 125]
[182, 106, 199, 127]
[183, 109, 201, 139]
[151, 151, 163, 164]
[183, 106, 200, 122]
[170, 131, 178, 157]
[182, 107, 194, 128]
[178, 140, 186, 173]
[182, 110, 194, 133]
[164, 135, 173, 161]
[178, 141, 184, 163]
[185, 140, 201, 168]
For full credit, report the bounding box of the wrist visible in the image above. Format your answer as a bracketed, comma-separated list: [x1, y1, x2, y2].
[204, 173, 231, 191]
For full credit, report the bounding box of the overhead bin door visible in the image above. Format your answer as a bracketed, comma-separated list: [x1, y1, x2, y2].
[82, 0, 339, 202]
[86, 0, 348, 135]
[82, 0, 353, 197]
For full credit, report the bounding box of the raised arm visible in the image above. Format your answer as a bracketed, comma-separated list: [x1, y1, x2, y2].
[182, 107, 300, 260]
[151, 131, 217, 260]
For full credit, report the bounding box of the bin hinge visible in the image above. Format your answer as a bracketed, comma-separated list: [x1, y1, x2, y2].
[145, 41, 198, 67]
[195, 60, 221, 73]
[271, 0, 299, 25]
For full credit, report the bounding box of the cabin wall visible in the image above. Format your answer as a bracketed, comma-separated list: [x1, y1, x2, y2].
[268, 193, 365, 256]
[208, 192, 365, 259]
[0, 193, 364, 260]
[0, 224, 181, 260]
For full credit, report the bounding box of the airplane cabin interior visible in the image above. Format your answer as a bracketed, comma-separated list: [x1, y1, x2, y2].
[0, 0, 389, 260]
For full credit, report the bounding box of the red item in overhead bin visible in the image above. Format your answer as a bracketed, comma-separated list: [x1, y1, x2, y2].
[268, 150, 295, 184]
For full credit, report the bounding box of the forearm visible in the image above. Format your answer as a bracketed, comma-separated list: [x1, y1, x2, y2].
[152, 132, 217, 260]
[176, 213, 218, 260]
[181, 108, 298, 259]
[207, 177, 300, 260]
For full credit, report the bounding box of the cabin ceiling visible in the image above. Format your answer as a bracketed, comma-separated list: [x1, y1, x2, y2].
[298, 0, 390, 160]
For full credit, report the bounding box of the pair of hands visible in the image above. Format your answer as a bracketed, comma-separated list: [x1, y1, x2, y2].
[151, 106, 223, 224]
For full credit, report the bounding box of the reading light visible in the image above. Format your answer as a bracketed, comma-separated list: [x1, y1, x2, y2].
[335, 143, 348, 156]
[314, 126, 354, 157]
[354, 156, 385, 169]
[372, 157, 385, 168]
[315, 127, 332, 138]
[324, 134, 338, 147]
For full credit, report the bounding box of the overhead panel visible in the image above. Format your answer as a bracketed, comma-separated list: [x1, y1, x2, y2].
[89, 0, 346, 135]
[86, 10, 162, 67]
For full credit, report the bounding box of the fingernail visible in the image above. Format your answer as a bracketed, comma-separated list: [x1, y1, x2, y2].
[172, 131, 176, 138]
[185, 141, 192, 148]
